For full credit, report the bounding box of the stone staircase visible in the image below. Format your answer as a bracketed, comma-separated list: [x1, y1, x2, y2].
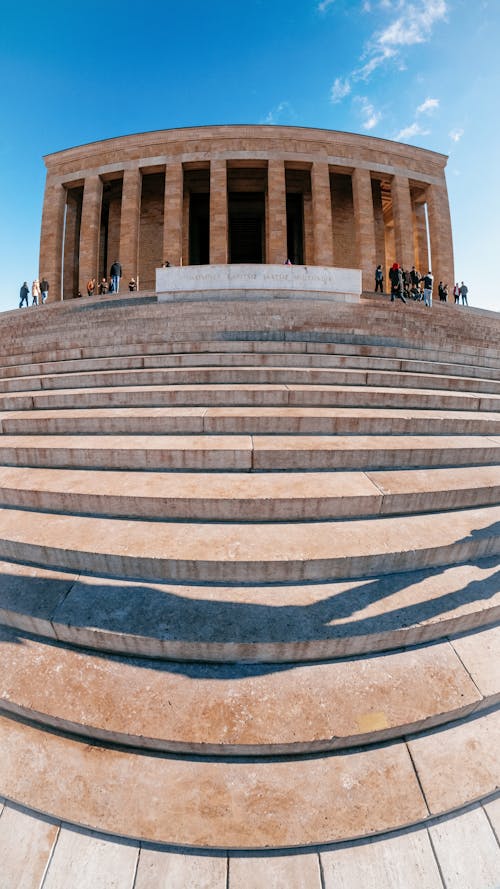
[0, 290, 499, 884]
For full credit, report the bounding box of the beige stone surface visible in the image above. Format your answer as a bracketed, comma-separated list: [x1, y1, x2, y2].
[428, 806, 500, 889]
[41, 825, 139, 889]
[0, 628, 483, 753]
[0, 802, 59, 889]
[228, 853, 321, 888]
[135, 849, 226, 888]
[408, 708, 500, 814]
[0, 714, 427, 847]
[0, 502, 498, 584]
[320, 828, 443, 888]
[483, 795, 500, 840]
[450, 625, 500, 697]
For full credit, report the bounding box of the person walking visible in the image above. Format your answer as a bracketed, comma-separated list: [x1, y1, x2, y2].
[32, 279, 41, 306]
[460, 282, 469, 305]
[19, 282, 30, 308]
[110, 260, 122, 294]
[40, 276, 49, 304]
[389, 263, 406, 304]
[374, 264, 384, 292]
[423, 270, 434, 307]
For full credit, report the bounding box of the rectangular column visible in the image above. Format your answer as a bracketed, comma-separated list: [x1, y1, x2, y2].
[426, 181, 454, 289]
[39, 179, 66, 302]
[352, 168, 377, 290]
[210, 159, 228, 264]
[267, 159, 287, 264]
[391, 175, 415, 270]
[311, 161, 334, 266]
[163, 162, 183, 266]
[119, 167, 142, 283]
[413, 201, 429, 274]
[79, 174, 102, 295]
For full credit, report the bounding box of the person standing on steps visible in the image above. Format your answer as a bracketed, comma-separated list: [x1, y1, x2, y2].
[31, 278, 41, 306]
[388, 262, 406, 304]
[40, 276, 49, 304]
[110, 260, 122, 294]
[374, 264, 384, 292]
[19, 281, 30, 308]
[460, 282, 469, 305]
[453, 282, 460, 304]
[423, 270, 434, 307]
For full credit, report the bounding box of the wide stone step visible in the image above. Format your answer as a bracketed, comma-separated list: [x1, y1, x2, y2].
[0, 625, 496, 755]
[2, 364, 500, 396]
[4, 407, 500, 439]
[3, 347, 500, 384]
[0, 503, 498, 584]
[0, 465, 499, 520]
[1, 382, 499, 412]
[1, 557, 499, 662]
[0, 433, 500, 472]
[0, 706, 498, 848]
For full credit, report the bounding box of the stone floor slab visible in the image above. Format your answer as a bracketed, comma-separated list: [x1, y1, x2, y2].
[450, 625, 500, 698]
[0, 802, 59, 889]
[41, 825, 139, 889]
[428, 806, 500, 889]
[133, 848, 227, 889]
[320, 828, 443, 888]
[228, 852, 321, 888]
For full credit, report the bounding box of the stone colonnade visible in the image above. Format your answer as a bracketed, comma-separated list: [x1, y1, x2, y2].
[39, 128, 454, 300]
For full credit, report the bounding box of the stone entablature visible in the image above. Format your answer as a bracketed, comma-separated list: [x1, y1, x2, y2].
[39, 125, 454, 300]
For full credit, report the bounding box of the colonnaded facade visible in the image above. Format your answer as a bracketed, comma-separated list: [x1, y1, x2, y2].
[39, 124, 454, 299]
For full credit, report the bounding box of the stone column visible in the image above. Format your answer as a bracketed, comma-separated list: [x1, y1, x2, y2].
[39, 178, 66, 302]
[426, 180, 454, 288]
[79, 174, 102, 295]
[163, 162, 183, 266]
[267, 159, 287, 264]
[210, 159, 228, 264]
[391, 175, 415, 270]
[119, 167, 142, 282]
[311, 161, 334, 266]
[413, 201, 429, 274]
[352, 167, 377, 290]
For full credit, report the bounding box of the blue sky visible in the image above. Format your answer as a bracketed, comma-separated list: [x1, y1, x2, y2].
[0, 0, 499, 313]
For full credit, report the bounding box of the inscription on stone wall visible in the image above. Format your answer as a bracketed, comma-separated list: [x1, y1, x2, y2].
[157, 264, 362, 299]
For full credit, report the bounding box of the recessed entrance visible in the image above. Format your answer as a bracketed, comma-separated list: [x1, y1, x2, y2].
[228, 193, 265, 263]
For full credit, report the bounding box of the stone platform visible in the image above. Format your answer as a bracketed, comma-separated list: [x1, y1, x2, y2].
[0, 290, 499, 887]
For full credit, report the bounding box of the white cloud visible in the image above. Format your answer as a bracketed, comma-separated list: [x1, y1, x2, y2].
[449, 127, 464, 142]
[416, 96, 439, 114]
[377, 0, 448, 47]
[317, 0, 335, 11]
[355, 96, 382, 130]
[261, 101, 295, 124]
[394, 121, 430, 141]
[330, 76, 351, 103]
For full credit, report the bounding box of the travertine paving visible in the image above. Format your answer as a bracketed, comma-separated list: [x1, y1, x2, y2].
[0, 291, 498, 887]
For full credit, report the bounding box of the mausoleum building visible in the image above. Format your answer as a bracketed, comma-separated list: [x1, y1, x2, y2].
[39, 124, 454, 298]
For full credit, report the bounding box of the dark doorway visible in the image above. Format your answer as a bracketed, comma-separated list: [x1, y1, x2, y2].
[228, 193, 265, 263]
[286, 193, 304, 265]
[189, 193, 210, 265]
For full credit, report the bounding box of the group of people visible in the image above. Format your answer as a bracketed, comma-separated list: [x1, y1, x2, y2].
[375, 264, 469, 308]
[19, 277, 50, 307]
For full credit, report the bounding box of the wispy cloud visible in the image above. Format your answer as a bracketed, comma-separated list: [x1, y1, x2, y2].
[261, 101, 296, 125]
[329, 1, 448, 101]
[449, 127, 464, 142]
[317, 0, 335, 11]
[330, 77, 351, 103]
[355, 96, 382, 130]
[417, 96, 439, 114]
[395, 121, 430, 141]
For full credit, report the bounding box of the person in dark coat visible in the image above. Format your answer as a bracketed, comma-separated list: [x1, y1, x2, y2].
[110, 261, 122, 294]
[19, 282, 30, 308]
[374, 265, 384, 292]
[388, 263, 406, 304]
[40, 277, 49, 303]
